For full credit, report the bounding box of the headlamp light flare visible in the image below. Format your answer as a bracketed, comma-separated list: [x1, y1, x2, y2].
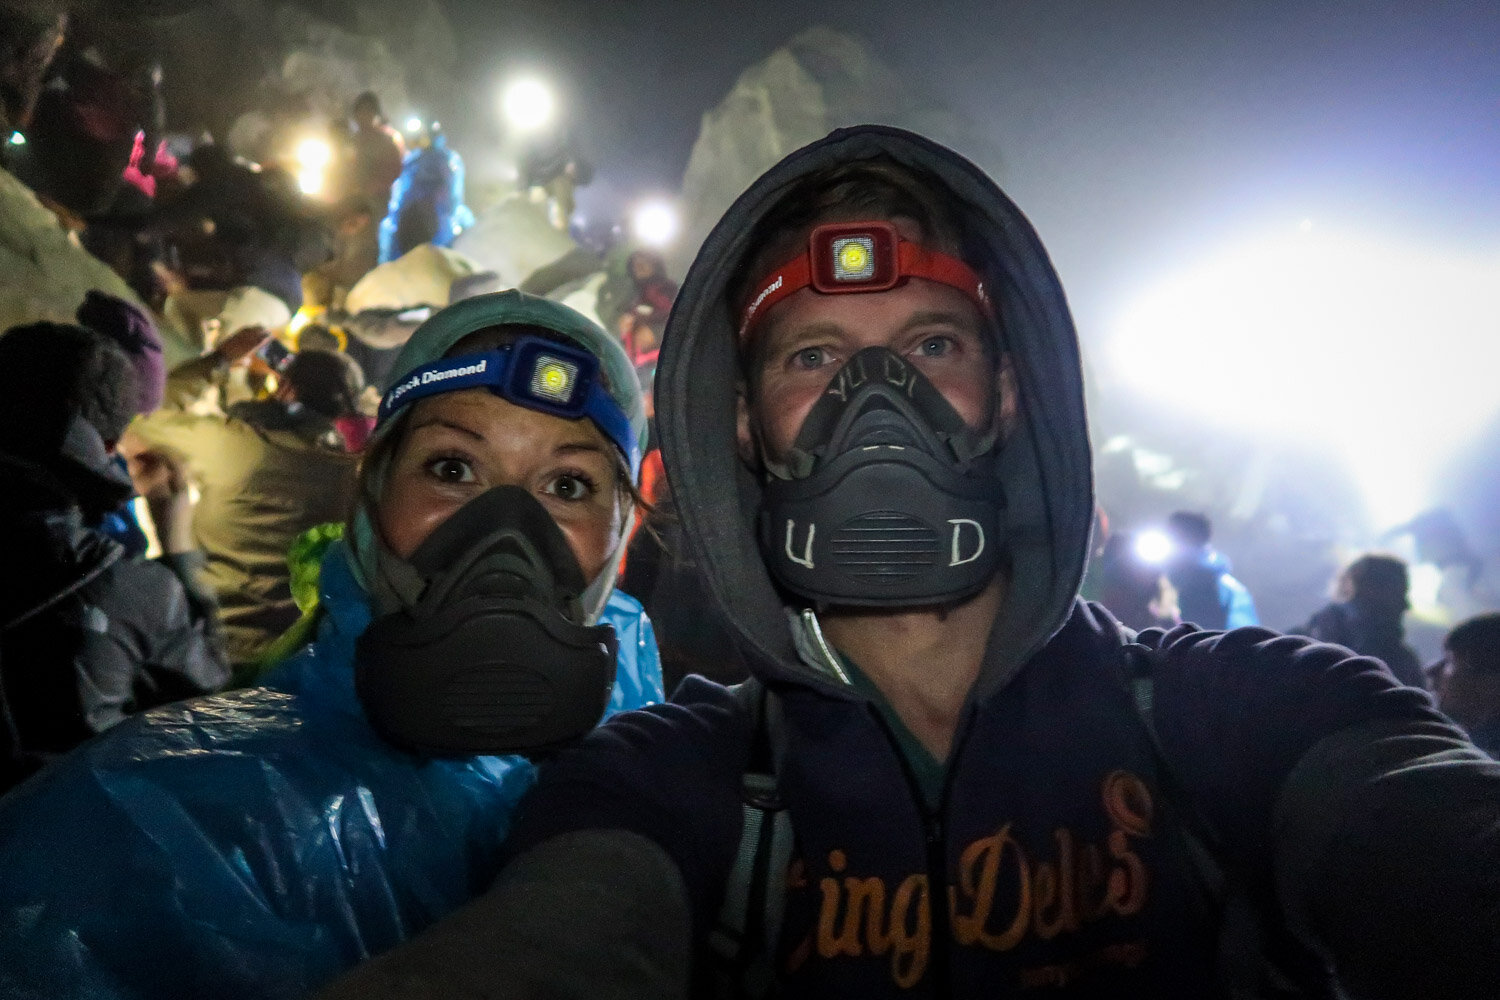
[529, 355, 579, 403]
[832, 236, 877, 282]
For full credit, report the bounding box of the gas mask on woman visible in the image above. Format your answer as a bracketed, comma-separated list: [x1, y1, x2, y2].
[356, 485, 617, 759]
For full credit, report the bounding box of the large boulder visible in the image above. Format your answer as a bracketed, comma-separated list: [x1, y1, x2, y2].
[451, 194, 580, 291]
[673, 26, 1002, 272]
[0, 167, 143, 333]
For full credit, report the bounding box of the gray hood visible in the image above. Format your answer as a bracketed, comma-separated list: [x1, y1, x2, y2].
[656, 125, 1093, 703]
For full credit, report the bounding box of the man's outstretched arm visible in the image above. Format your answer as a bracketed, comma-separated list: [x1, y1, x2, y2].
[314, 829, 692, 1000]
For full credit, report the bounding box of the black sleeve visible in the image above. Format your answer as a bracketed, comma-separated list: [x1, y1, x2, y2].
[503, 677, 750, 938]
[97, 561, 229, 719]
[313, 830, 692, 1000]
[1275, 718, 1500, 1000]
[1144, 625, 1500, 996]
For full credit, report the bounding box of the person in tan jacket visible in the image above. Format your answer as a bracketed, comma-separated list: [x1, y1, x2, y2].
[129, 327, 362, 681]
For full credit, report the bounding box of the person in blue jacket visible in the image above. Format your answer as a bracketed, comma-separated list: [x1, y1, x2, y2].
[378, 121, 474, 264]
[1162, 510, 1259, 630]
[0, 290, 663, 1000]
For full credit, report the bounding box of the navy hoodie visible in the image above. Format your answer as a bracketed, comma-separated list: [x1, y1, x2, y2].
[455, 127, 1500, 999]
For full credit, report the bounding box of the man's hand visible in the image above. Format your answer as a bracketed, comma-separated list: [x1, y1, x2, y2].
[120, 430, 196, 555]
[213, 325, 271, 367]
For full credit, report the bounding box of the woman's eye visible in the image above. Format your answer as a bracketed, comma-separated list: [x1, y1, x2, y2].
[545, 473, 596, 501]
[426, 457, 475, 483]
[791, 347, 829, 371]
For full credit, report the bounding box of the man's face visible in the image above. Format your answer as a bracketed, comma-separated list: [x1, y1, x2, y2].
[738, 222, 1005, 465]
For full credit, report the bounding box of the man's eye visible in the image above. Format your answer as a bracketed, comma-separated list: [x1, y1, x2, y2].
[545, 473, 596, 501]
[915, 336, 954, 358]
[426, 457, 475, 483]
[791, 347, 828, 370]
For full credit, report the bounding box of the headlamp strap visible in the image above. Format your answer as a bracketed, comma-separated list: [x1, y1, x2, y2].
[739, 221, 993, 341]
[378, 337, 641, 479]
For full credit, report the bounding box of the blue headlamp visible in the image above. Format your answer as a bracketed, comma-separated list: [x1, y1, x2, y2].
[378, 334, 641, 479]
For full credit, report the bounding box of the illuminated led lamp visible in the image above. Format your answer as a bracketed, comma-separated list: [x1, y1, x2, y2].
[529, 355, 579, 404]
[738, 221, 993, 341]
[7, 132, 25, 146]
[1133, 529, 1173, 566]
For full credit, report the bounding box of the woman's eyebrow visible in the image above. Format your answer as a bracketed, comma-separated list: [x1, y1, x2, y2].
[410, 417, 487, 442]
[553, 441, 608, 458]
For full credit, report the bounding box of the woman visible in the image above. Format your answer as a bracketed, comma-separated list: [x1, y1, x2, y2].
[0, 291, 663, 999]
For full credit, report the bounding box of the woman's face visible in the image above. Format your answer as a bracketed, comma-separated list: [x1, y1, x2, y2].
[378, 388, 626, 581]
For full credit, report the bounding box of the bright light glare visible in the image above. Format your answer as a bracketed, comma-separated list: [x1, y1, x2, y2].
[1134, 530, 1174, 566]
[405, 116, 422, 134]
[502, 78, 556, 132]
[7, 132, 24, 146]
[1109, 227, 1500, 530]
[631, 200, 679, 248]
[294, 138, 332, 196]
[296, 138, 332, 169]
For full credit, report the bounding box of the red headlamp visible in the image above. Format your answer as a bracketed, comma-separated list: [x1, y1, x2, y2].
[738, 220, 993, 341]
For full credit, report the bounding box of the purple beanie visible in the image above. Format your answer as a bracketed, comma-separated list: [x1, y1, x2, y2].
[76, 290, 166, 414]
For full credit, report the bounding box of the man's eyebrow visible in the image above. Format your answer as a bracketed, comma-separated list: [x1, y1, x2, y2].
[410, 416, 486, 442]
[776, 321, 845, 342]
[899, 310, 973, 332]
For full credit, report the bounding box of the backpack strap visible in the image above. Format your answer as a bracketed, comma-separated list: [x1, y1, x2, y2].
[1118, 636, 1229, 903]
[705, 678, 793, 1000]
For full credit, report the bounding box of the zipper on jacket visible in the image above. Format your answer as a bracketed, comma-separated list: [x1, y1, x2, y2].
[862, 704, 960, 998]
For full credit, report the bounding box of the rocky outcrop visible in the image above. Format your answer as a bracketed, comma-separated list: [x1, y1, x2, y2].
[673, 27, 1001, 271]
[452, 194, 581, 292]
[0, 167, 142, 333]
[67, 0, 459, 160]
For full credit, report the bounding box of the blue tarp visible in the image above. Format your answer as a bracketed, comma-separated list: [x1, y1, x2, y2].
[0, 542, 662, 999]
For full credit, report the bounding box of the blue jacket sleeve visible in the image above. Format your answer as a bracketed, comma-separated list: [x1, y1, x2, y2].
[600, 589, 666, 714]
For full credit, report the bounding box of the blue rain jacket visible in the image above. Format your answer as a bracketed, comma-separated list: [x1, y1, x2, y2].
[377, 136, 474, 263]
[0, 541, 663, 1000]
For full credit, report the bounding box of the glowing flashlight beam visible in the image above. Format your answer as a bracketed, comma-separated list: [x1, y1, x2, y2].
[294, 138, 333, 196]
[1134, 530, 1174, 566]
[1108, 226, 1500, 530]
[503, 78, 556, 133]
[631, 199, 679, 249]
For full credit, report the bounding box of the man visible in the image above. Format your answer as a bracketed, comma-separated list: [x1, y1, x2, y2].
[1433, 612, 1500, 755]
[1302, 553, 1424, 688]
[130, 327, 361, 681]
[318, 127, 1500, 999]
[0, 321, 227, 792]
[1163, 510, 1258, 630]
[347, 91, 405, 213]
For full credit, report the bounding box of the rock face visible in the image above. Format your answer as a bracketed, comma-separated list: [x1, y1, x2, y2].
[0, 167, 142, 333]
[673, 26, 1002, 272]
[452, 195, 581, 291]
[70, 0, 459, 161]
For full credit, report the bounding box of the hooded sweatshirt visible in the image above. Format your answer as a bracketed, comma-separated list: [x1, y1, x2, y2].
[315, 127, 1500, 1000]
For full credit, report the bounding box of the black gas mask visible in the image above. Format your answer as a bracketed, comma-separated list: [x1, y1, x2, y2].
[759, 347, 1006, 607]
[356, 485, 617, 759]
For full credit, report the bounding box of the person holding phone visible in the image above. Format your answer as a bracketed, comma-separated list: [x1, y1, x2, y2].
[0, 291, 663, 999]
[127, 325, 365, 680]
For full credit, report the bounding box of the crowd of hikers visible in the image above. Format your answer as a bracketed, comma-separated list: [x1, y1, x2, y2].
[0, 8, 1497, 999]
